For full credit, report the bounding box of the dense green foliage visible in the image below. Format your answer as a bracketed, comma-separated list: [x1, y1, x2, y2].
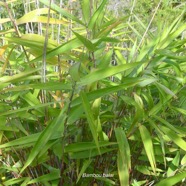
[0, 0, 186, 185]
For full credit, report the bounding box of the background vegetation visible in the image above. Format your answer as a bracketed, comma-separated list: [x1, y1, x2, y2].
[0, 0, 186, 185]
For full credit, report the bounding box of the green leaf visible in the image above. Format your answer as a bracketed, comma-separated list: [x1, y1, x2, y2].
[64, 141, 117, 153]
[1, 82, 71, 93]
[0, 29, 14, 35]
[153, 115, 181, 134]
[80, 92, 100, 153]
[156, 171, 186, 186]
[136, 165, 156, 176]
[72, 78, 142, 107]
[39, 0, 84, 25]
[139, 125, 156, 174]
[117, 150, 129, 186]
[3, 34, 57, 50]
[167, 151, 180, 177]
[73, 31, 95, 51]
[159, 125, 186, 151]
[76, 160, 92, 183]
[30, 38, 82, 64]
[97, 50, 113, 69]
[94, 176, 116, 185]
[0, 132, 61, 149]
[78, 61, 144, 86]
[155, 82, 177, 98]
[28, 170, 60, 184]
[115, 128, 131, 186]
[16, 8, 68, 25]
[21, 92, 44, 114]
[0, 101, 60, 117]
[69, 148, 115, 159]
[96, 37, 121, 44]
[69, 62, 81, 81]
[20, 104, 68, 173]
[81, 0, 91, 24]
[158, 24, 186, 49]
[0, 18, 11, 24]
[17, 15, 68, 25]
[96, 17, 127, 38]
[155, 49, 186, 61]
[171, 106, 186, 116]
[3, 178, 28, 185]
[88, 0, 107, 30]
[0, 68, 40, 83]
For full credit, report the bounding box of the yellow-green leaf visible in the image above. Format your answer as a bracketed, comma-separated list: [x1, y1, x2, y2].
[0, 18, 11, 24]
[17, 16, 68, 25]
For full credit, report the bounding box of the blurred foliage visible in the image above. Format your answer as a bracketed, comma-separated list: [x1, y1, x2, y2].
[0, 0, 186, 185]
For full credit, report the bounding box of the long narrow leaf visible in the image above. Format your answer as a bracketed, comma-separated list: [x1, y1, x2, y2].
[159, 125, 186, 151]
[78, 61, 144, 86]
[88, 0, 107, 30]
[156, 171, 186, 186]
[20, 104, 68, 173]
[139, 125, 156, 174]
[115, 128, 131, 186]
[39, 0, 84, 25]
[80, 92, 100, 153]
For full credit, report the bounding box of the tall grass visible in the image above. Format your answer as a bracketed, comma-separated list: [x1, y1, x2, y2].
[0, 0, 186, 185]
